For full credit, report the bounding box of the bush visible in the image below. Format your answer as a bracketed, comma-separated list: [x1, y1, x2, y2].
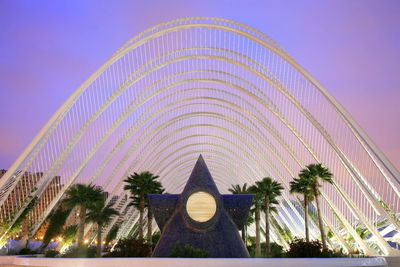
[104, 238, 150, 257]
[170, 242, 208, 258]
[286, 238, 346, 258]
[152, 231, 161, 245]
[105, 224, 119, 244]
[18, 248, 38, 255]
[44, 249, 60, 258]
[61, 246, 96, 258]
[247, 242, 284, 257]
[269, 243, 285, 257]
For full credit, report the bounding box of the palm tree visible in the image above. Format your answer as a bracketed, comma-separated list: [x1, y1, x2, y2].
[63, 183, 104, 247]
[289, 176, 314, 242]
[228, 183, 249, 195]
[123, 171, 163, 242]
[229, 183, 250, 243]
[129, 180, 164, 253]
[105, 224, 120, 245]
[60, 225, 78, 253]
[86, 201, 119, 257]
[300, 163, 333, 250]
[248, 184, 263, 256]
[39, 204, 72, 252]
[146, 184, 163, 252]
[251, 177, 283, 256]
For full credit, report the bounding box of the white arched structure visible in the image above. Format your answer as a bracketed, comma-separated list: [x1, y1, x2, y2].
[0, 17, 399, 255]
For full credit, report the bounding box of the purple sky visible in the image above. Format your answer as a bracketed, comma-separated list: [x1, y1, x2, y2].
[0, 0, 399, 171]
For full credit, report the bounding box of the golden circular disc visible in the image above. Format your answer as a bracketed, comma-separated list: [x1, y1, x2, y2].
[186, 191, 217, 222]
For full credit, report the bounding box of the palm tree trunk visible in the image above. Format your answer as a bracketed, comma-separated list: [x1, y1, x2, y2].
[255, 207, 261, 256]
[265, 198, 270, 256]
[241, 225, 246, 243]
[97, 222, 102, 257]
[244, 225, 247, 244]
[15, 236, 28, 252]
[314, 191, 327, 250]
[39, 240, 49, 253]
[77, 205, 86, 247]
[138, 194, 144, 240]
[147, 207, 153, 255]
[304, 195, 310, 242]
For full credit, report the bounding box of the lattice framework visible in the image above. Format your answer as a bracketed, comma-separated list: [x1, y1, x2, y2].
[0, 17, 399, 255]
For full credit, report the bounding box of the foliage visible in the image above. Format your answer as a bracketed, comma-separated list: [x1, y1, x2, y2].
[9, 196, 38, 236]
[104, 237, 151, 257]
[267, 242, 284, 258]
[248, 185, 263, 256]
[44, 249, 60, 258]
[248, 242, 284, 258]
[249, 177, 283, 256]
[18, 247, 38, 255]
[286, 238, 346, 258]
[0, 188, 37, 247]
[379, 200, 399, 224]
[247, 235, 256, 245]
[63, 183, 104, 246]
[123, 171, 163, 209]
[0, 220, 12, 248]
[86, 201, 119, 227]
[299, 163, 333, 250]
[60, 225, 78, 253]
[290, 175, 314, 242]
[152, 231, 161, 245]
[271, 216, 293, 243]
[228, 183, 249, 194]
[123, 171, 163, 241]
[229, 183, 252, 243]
[61, 246, 97, 258]
[351, 220, 387, 241]
[252, 178, 283, 206]
[299, 163, 333, 196]
[170, 242, 209, 258]
[105, 224, 120, 244]
[290, 176, 314, 201]
[246, 212, 255, 226]
[327, 230, 334, 239]
[86, 200, 119, 256]
[63, 183, 104, 210]
[41, 205, 71, 251]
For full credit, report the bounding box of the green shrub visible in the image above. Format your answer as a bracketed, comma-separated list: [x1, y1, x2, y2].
[286, 238, 346, 258]
[61, 246, 96, 258]
[41, 206, 71, 251]
[103, 237, 150, 257]
[247, 242, 284, 257]
[151, 231, 161, 245]
[18, 248, 38, 255]
[170, 242, 208, 258]
[44, 249, 60, 258]
[60, 224, 77, 252]
[105, 224, 119, 244]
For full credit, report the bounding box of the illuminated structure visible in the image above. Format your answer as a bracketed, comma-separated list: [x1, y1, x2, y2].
[0, 17, 399, 255]
[0, 170, 62, 239]
[149, 155, 252, 257]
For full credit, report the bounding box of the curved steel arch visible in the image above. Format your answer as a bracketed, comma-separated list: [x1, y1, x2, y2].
[25, 70, 390, 251]
[75, 101, 368, 253]
[0, 17, 399, 255]
[101, 108, 318, 242]
[105, 96, 381, 253]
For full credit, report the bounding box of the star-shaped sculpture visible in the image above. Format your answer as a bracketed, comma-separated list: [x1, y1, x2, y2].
[148, 155, 253, 257]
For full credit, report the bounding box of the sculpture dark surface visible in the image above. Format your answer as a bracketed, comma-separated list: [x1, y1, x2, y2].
[148, 155, 253, 257]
